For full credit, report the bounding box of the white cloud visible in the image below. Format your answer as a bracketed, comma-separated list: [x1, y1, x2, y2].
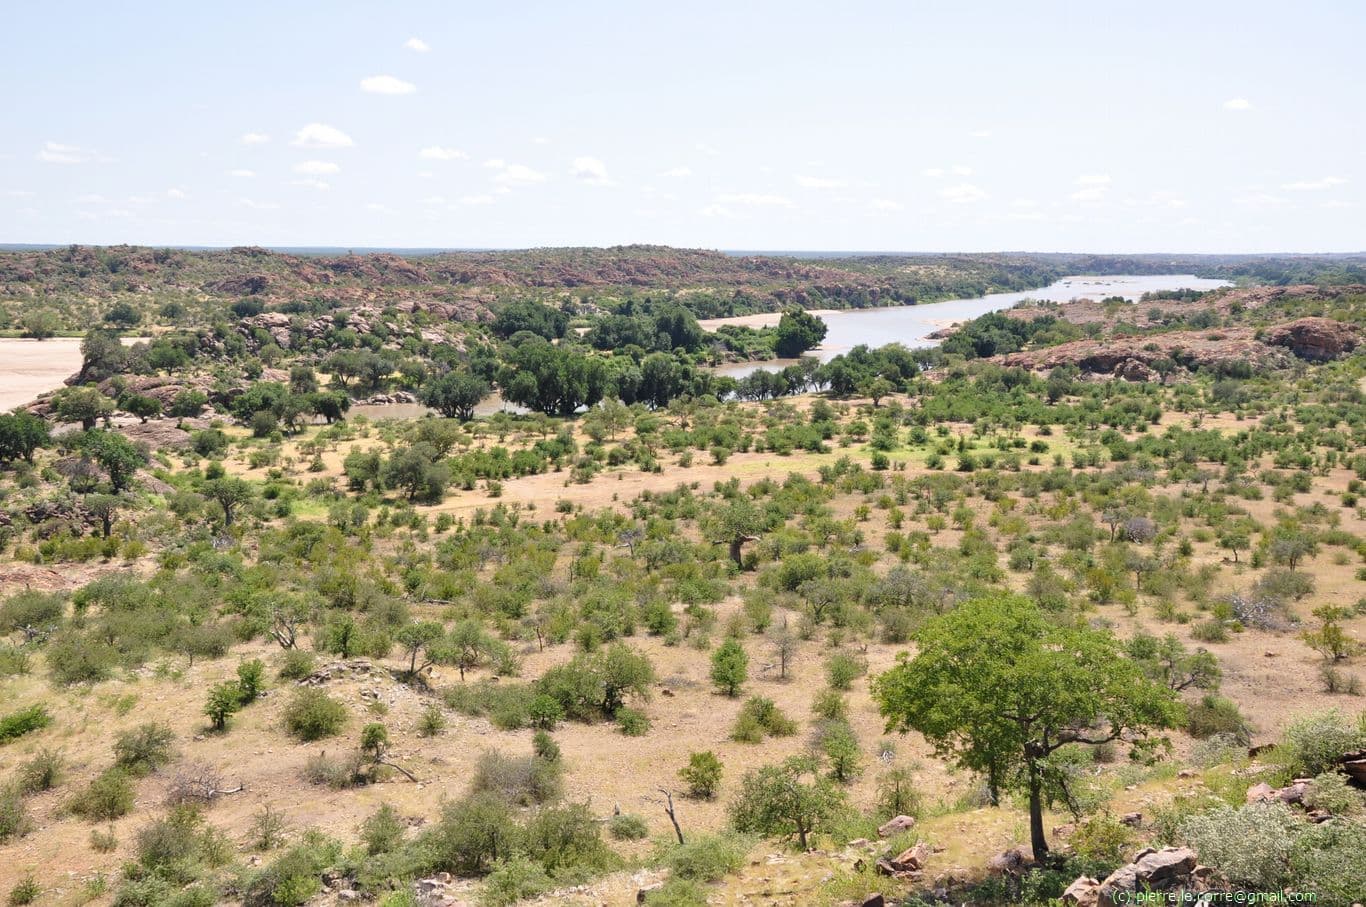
[419, 146, 469, 161]
[715, 192, 794, 207]
[1223, 97, 1253, 111]
[695, 142, 720, 156]
[36, 141, 104, 164]
[661, 166, 692, 178]
[796, 175, 847, 189]
[5, 189, 36, 198]
[293, 160, 340, 175]
[869, 198, 903, 211]
[290, 178, 331, 191]
[461, 194, 494, 205]
[939, 183, 988, 204]
[922, 165, 972, 178]
[404, 37, 430, 52]
[570, 156, 612, 185]
[361, 74, 417, 95]
[240, 132, 271, 145]
[1071, 174, 1112, 202]
[419, 195, 447, 206]
[970, 129, 993, 138]
[698, 204, 736, 218]
[1281, 176, 1346, 191]
[237, 198, 281, 210]
[486, 161, 547, 185]
[532, 136, 550, 145]
[291, 123, 354, 149]
[228, 169, 256, 178]
[166, 188, 186, 199]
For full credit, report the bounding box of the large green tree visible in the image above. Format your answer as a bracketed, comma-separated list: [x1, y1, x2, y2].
[773, 308, 828, 358]
[418, 370, 490, 421]
[872, 595, 1180, 862]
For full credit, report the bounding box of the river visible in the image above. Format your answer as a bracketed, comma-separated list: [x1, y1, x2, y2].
[710, 273, 1230, 379]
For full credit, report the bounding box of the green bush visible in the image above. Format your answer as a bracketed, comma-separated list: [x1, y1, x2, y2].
[113, 723, 176, 775]
[45, 632, 119, 685]
[302, 751, 364, 789]
[276, 649, 316, 681]
[616, 707, 650, 737]
[1069, 813, 1136, 868]
[1277, 710, 1366, 778]
[659, 832, 751, 882]
[1304, 771, 1362, 816]
[643, 878, 709, 906]
[679, 751, 723, 799]
[240, 830, 341, 907]
[824, 652, 865, 691]
[7, 877, 40, 907]
[480, 856, 552, 906]
[0, 787, 30, 842]
[608, 813, 649, 840]
[68, 768, 136, 821]
[282, 689, 347, 741]
[730, 696, 797, 743]
[0, 705, 50, 744]
[1186, 694, 1252, 743]
[16, 748, 64, 793]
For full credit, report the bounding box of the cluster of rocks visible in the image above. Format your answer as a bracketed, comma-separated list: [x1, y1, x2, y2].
[1245, 777, 1332, 821]
[1062, 847, 1214, 907]
[297, 659, 392, 687]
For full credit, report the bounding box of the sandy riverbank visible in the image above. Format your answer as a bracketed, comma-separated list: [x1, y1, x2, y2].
[0, 338, 89, 412]
[697, 308, 840, 330]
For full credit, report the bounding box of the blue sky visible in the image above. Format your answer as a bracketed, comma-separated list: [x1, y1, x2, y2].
[2, 0, 1362, 252]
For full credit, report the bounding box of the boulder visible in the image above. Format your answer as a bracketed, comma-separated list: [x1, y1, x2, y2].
[1119, 812, 1142, 827]
[1062, 876, 1101, 907]
[1245, 782, 1276, 803]
[1097, 847, 1198, 904]
[1264, 317, 1360, 361]
[877, 815, 916, 837]
[987, 845, 1030, 875]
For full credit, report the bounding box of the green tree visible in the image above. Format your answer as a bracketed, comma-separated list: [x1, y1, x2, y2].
[53, 387, 114, 430]
[0, 413, 49, 465]
[773, 308, 828, 358]
[203, 476, 253, 527]
[119, 393, 162, 423]
[679, 751, 724, 799]
[205, 682, 243, 731]
[396, 620, 447, 675]
[74, 429, 146, 492]
[85, 493, 123, 538]
[873, 595, 1180, 862]
[709, 638, 749, 697]
[706, 497, 767, 567]
[20, 310, 60, 341]
[728, 755, 846, 850]
[418, 370, 490, 421]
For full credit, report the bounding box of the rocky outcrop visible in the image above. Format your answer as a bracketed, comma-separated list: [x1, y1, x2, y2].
[1062, 847, 1213, 907]
[995, 327, 1293, 377]
[1263, 317, 1359, 361]
[877, 815, 916, 837]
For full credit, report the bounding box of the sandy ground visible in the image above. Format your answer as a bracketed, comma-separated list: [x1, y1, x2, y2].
[0, 337, 149, 412]
[0, 338, 87, 412]
[698, 309, 840, 331]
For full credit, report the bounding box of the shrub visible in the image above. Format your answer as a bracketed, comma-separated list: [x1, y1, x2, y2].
[481, 856, 552, 906]
[0, 705, 50, 744]
[283, 689, 347, 741]
[45, 632, 119, 684]
[114, 723, 176, 775]
[643, 879, 709, 906]
[0, 787, 30, 842]
[811, 689, 848, 721]
[659, 832, 751, 882]
[276, 649, 316, 681]
[302, 751, 364, 789]
[360, 803, 406, 855]
[730, 697, 797, 743]
[469, 750, 563, 806]
[7, 878, 40, 907]
[417, 703, 447, 737]
[679, 751, 723, 799]
[532, 730, 561, 763]
[1278, 710, 1366, 778]
[68, 768, 136, 821]
[616, 707, 651, 736]
[1304, 771, 1362, 816]
[875, 766, 922, 819]
[236, 659, 266, 703]
[520, 802, 617, 876]
[1181, 802, 1303, 890]
[16, 748, 64, 793]
[240, 830, 341, 907]
[1186, 694, 1252, 744]
[205, 682, 243, 731]
[608, 812, 650, 840]
[825, 652, 865, 691]
[418, 792, 520, 876]
[709, 638, 748, 696]
[1069, 813, 1136, 868]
